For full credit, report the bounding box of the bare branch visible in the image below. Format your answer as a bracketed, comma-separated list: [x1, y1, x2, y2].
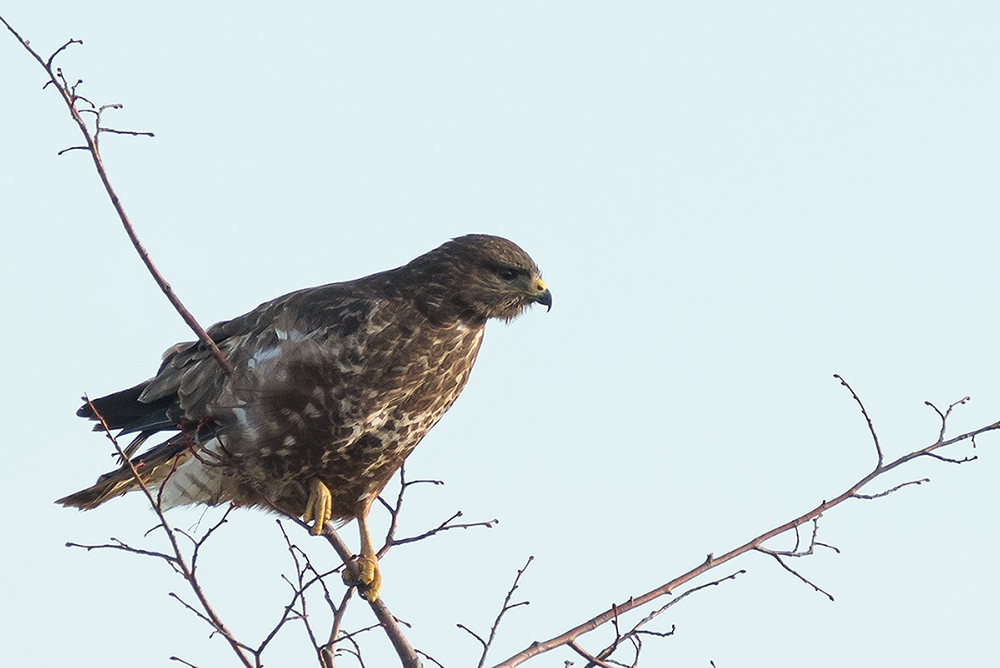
[45, 37, 82, 67]
[266, 509, 422, 668]
[0, 15, 232, 376]
[834, 374, 883, 467]
[853, 478, 929, 500]
[376, 466, 498, 561]
[924, 452, 977, 465]
[588, 572, 740, 666]
[457, 623, 488, 650]
[567, 641, 615, 668]
[757, 552, 835, 601]
[101, 126, 156, 138]
[415, 649, 447, 668]
[65, 537, 180, 570]
[169, 657, 200, 668]
[391, 511, 499, 548]
[925, 397, 970, 443]
[73, 397, 255, 667]
[491, 380, 1000, 668]
[56, 145, 89, 155]
[461, 556, 533, 668]
[325, 587, 354, 667]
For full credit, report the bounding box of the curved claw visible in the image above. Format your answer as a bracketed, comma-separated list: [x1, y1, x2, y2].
[342, 555, 382, 601]
[357, 556, 381, 601]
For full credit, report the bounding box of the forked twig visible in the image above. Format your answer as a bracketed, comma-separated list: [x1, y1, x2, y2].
[376, 465, 498, 557]
[459, 556, 534, 668]
[70, 397, 254, 667]
[0, 15, 232, 376]
[491, 378, 998, 667]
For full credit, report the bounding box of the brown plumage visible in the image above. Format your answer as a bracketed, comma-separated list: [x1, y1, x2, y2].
[58, 234, 551, 600]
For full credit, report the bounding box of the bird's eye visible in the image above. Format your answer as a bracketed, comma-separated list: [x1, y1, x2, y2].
[497, 267, 518, 281]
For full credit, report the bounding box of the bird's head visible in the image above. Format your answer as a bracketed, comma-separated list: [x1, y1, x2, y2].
[400, 234, 552, 324]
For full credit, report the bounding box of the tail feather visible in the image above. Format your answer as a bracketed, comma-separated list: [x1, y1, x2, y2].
[78, 382, 177, 434]
[56, 438, 191, 509]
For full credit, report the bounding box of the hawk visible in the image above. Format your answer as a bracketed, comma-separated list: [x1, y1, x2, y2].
[58, 234, 551, 601]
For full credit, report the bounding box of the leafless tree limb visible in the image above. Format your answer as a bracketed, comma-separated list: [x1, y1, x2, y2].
[459, 555, 533, 668]
[756, 551, 835, 602]
[376, 466, 498, 556]
[0, 15, 232, 376]
[392, 511, 499, 548]
[66, 397, 255, 667]
[834, 374, 883, 467]
[853, 478, 929, 500]
[65, 537, 180, 567]
[581, 572, 739, 667]
[415, 649, 447, 668]
[926, 397, 970, 443]
[268, 513, 421, 668]
[567, 641, 615, 668]
[491, 377, 1000, 667]
[325, 587, 355, 668]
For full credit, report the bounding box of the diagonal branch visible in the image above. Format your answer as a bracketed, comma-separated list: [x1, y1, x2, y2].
[270, 509, 422, 668]
[69, 397, 254, 667]
[0, 15, 232, 376]
[491, 379, 1000, 667]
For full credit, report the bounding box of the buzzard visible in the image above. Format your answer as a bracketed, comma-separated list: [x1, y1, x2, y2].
[58, 234, 551, 601]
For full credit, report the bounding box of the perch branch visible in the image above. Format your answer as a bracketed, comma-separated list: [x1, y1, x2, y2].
[266, 509, 421, 668]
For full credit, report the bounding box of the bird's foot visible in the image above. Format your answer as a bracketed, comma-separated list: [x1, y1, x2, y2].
[302, 478, 332, 536]
[342, 555, 381, 602]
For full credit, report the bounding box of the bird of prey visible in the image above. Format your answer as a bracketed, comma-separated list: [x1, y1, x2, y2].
[58, 234, 551, 601]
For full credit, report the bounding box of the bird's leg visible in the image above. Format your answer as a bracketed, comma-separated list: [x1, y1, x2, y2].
[302, 478, 333, 536]
[355, 512, 381, 601]
[341, 505, 381, 602]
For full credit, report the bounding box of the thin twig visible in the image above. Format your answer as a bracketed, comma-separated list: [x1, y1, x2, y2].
[415, 649, 447, 668]
[853, 478, 929, 500]
[65, 538, 181, 572]
[0, 15, 232, 376]
[269, 508, 422, 668]
[926, 397, 970, 443]
[491, 380, 998, 667]
[758, 552, 835, 601]
[567, 641, 615, 668]
[834, 374, 883, 467]
[74, 397, 254, 667]
[169, 657, 200, 668]
[460, 556, 533, 668]
[392, 512, 499, 547]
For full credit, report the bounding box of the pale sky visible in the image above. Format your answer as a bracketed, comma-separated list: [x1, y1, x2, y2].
[2, 3, 999, 667]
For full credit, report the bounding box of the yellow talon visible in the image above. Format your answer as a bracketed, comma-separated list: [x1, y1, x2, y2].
[356, 556, 382, 602]
[341, 513, 382, 601]
[302, 478, 332, 536]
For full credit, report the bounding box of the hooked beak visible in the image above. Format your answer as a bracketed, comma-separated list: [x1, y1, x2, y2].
[530, 279, 552, 312]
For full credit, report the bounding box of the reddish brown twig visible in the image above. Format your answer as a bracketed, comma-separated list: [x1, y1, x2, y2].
[492, 378, 1000, 667]
[73, 397, 254, 667]
[266, 509, 421, 668]
[376, 465, 499, 558]
[458, 556, 533, 668]
[0, 16, 232, 377]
